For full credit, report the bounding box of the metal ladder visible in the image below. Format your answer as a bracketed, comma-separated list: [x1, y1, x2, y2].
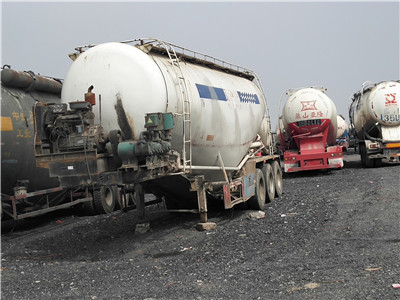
[159, 41, 192, 172]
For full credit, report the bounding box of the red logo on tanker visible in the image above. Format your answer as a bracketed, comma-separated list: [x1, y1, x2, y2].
[301, 100, 317, 111]
[296, 111, 324, 120]
[385, 93, 397, 106]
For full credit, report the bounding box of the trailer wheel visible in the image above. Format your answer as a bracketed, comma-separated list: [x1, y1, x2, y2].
[80, 190, 97, 216]
[374, 158, 383, 167]
[263, 163, 275, 202]
[272, 160, 283, 198]
[113, 186, 122, 210]
[248, 168, 266, 210]
[93, 186, 117, 214]
[82, 199, 96, 215]
[360, 144, 374, 168]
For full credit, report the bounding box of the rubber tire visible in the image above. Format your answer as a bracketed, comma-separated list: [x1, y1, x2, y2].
[81, 191, 97, 216]
[263, 163, 275, 203]
[114, 187, 122, 209]
[93, 186, 117, 214]
[82, 200, 96, 216]
[272, 160, 283, 198]
[374, 158, 383, 167]
[360, 143, 365, 165]
[360, 144, 374, 168]
[248, 168, 266, 210]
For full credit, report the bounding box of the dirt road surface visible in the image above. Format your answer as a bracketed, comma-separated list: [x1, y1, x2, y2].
[1, 153, 399, 299]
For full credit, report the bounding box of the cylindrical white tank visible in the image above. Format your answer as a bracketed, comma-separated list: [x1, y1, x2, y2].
[349, 81, 400, 140]
[336, 115, 348, 139]
[279, 87, 338, 146]
[61, 42, 267, 168]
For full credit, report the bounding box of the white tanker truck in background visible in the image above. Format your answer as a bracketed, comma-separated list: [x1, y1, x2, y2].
[277, 87, 344, 172]
[349, 80, 400, 167]
[33, 38, 282, 228]
[336, 114, 349, 151]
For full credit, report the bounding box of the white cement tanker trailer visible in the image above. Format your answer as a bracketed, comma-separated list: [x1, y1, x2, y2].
[33, 38, 282, 228]
[277, 87, 343, 172]
[336, 115, 349, 150]
[349, 80, 400, 167]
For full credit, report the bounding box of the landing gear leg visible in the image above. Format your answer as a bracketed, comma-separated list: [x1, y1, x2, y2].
[134, 184, 151, 234]
[196, 176, 208, 223]
[193, 176, 216, 231]
[135, 184, 145, 222]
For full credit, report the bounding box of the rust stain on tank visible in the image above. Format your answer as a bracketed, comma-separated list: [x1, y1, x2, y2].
[206, 135, 214, 142]
[114, 93, 136, 140]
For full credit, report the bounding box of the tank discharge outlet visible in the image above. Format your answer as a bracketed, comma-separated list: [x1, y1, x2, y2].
[118, 112, 173, 165]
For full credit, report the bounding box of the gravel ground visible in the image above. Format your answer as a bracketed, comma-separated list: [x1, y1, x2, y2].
[1, 152, 400, 299]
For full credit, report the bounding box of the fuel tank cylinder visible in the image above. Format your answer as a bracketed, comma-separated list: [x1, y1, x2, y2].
[279, 87, 338, 147]
[61, 42, 268, 168]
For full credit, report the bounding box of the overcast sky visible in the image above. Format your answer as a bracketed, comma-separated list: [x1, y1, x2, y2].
[2, 1, 399, 127]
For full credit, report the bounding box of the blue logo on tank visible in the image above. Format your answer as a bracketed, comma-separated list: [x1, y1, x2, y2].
[196, 83, 260, 104]
[196, 84, 227, 101]
[237, 91, 260, 104]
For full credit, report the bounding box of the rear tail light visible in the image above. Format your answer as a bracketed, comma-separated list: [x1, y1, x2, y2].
[369, 143, 379, 149]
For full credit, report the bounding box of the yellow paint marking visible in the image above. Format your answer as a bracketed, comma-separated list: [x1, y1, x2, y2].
[386, 143, 400, 148]
[17, 129, 25, 138]
[0, 117, 13, 131]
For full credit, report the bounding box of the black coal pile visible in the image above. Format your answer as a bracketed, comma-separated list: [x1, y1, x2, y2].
[2, 153, 399, 299]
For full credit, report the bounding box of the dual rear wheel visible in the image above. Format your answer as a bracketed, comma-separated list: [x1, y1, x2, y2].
[82, 185, 120, 215]
[248, 160, 283, 210]
[360, 144, 382, 168]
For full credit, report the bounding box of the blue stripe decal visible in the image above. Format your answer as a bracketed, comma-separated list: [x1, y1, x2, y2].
[196, 84, 227, 101]
[238, 91, 260, 104]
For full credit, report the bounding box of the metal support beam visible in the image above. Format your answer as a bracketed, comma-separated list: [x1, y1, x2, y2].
[135, 184, 145, 221]
[194, 175, 208, 223]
